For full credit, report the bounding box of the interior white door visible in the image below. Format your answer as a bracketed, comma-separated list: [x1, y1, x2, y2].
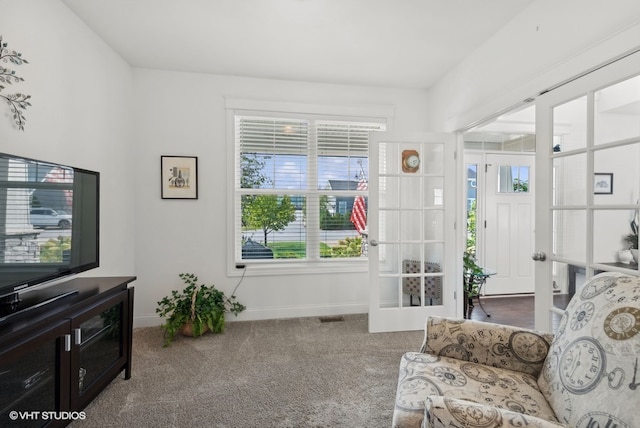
[368, 132, 456, 333]
[534, 50, 640, 332]
[484, 153, 535, 294]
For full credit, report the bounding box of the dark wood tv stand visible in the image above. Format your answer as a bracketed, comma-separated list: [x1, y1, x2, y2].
[0, 276, 136, 427]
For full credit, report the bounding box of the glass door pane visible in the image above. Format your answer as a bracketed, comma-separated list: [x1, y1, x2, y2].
[537, 53, 640, 332]
[71, 291, 128, 409]
[77, 301, 123, 394]
[551, 72, 640, 309]
[0, 320, 69, 426]
[553, 96, 587, 152]
[594, 74, 640, 145]
[551, 97, 589, 313]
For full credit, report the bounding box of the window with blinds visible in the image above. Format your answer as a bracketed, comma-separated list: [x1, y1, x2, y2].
[234, 114, 385, 263]
[0, 156, 74, 265]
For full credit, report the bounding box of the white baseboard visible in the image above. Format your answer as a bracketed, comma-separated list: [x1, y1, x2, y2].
[133, 302, 368, 329]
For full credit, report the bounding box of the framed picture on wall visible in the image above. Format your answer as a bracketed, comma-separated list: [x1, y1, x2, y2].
[594, 172, 613, 195]
[161, 156, 198, 199]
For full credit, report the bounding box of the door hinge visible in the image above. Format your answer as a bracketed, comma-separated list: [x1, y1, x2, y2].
[454, 291, 457, 300]
[484, 220, 487, 228]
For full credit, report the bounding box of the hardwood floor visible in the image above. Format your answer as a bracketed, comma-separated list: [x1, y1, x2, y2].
[468, 293, 571, 332]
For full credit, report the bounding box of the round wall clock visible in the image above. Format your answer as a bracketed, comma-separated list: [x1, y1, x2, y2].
[402, 149, 420, 173]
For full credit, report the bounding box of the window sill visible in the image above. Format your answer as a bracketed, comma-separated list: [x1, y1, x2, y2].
[228, 259, 369, 277]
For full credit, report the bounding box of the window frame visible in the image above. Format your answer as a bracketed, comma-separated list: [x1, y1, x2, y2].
[225, 98, 393, 276]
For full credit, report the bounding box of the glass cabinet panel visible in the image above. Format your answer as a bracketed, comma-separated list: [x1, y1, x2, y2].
[76, 300, 123, 396]
[0, 321, 69, 428]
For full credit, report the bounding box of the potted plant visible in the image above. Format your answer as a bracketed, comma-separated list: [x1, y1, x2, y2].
[156, 273, 246, 347]
[463, 251, 483, 297]
[625, 219, 639, 262]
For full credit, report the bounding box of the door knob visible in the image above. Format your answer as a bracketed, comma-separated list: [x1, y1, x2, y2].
[531, 252, 546, 261]
[370, 239, 378, 247]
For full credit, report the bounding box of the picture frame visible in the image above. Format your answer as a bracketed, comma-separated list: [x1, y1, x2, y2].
[161, 156, 198, 199]
[594, 172, 613, 195]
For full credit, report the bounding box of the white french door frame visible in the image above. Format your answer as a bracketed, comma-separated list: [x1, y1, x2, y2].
[534, 50, 640, 332]
[368, 132, 458, 333]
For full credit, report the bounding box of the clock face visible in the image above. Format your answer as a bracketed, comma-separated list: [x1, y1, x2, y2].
[602, 306, 640, 340]
[471, 328, 498, 347]
[461, 363, 499, 383]
[438, 344, 470, 361]
[592, 304, 640, 355]
[580, 275, 616, 299]
[509, 331, 549, 364]
[406, 155, 420, 168]
[401, 150, 420, 172]
[434, 366, 467, 387]
[570, 302, 596, 331]
[444, 398, 501, 427]
[395, 376, 442, 410]
[576, 412, 629, 428]
[559, 337, 606, 394]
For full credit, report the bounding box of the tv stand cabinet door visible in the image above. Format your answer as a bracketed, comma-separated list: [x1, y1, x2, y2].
[0, 319, 71, 427]
[69, 289, 129, 411]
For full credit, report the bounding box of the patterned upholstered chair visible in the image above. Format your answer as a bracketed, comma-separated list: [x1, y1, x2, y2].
[402, 260, 443, 306]
[392, 272, 640, 428]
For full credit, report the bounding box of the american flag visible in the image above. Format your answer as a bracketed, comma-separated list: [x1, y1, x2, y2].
[350, 179, 367, 234]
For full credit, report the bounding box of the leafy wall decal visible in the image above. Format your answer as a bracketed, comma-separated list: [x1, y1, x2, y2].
[0, 35, 31, 131]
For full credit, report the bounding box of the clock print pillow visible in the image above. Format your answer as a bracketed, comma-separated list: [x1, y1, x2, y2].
[537, 273, 640, 427]
[421, 317, 553, 377]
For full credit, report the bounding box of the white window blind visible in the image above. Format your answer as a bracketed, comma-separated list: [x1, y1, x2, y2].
[0, 156, 74, 264]
[234, 114, 385, 263]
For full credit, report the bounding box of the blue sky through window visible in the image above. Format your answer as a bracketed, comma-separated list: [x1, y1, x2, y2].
[253, 154, 369, 190]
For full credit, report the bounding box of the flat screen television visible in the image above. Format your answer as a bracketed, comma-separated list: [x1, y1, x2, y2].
[0, 152, 99, 314]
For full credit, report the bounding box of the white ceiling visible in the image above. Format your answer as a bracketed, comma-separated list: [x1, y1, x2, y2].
[62, 0, 533, 89]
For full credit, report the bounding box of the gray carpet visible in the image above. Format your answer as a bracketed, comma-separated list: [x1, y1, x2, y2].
[74, 314, 423, 427]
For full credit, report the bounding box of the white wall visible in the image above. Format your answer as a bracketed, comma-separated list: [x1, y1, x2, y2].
[132, 69, 429, 326]
[427, 0, 640, 131]
[6, 0, 639, 328]
[436, 1, 640, 298]
[0, 1, 136, 279]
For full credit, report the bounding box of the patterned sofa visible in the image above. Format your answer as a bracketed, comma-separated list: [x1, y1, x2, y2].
[392, 272, 640, 428]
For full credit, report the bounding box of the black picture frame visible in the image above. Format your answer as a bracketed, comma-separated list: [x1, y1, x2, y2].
[594, 172, 613, 195]
[161, 156, 198, 199]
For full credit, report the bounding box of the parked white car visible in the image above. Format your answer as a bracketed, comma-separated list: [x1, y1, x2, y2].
[30, 208, 72, 229]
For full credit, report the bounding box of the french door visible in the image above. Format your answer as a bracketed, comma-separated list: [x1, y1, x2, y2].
[368, 132, 457, 333]
[534, 50, 640, 331]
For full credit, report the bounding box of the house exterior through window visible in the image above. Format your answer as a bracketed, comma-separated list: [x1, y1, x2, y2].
[232, 112, 386, 267]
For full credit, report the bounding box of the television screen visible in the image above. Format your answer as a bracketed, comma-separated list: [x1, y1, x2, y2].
[0, 153, 99, 300]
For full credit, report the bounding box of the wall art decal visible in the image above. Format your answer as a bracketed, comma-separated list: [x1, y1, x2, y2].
[0, 36, 31, 131]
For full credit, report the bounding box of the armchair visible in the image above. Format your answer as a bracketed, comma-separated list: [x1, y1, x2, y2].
[392, 272, 640, 427]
